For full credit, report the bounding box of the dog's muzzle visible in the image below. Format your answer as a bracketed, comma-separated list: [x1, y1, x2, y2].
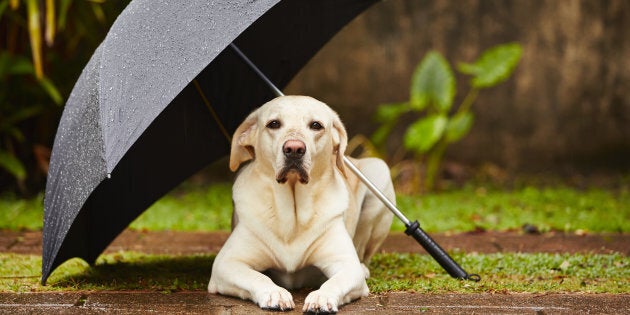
[276, 140, 309, 184]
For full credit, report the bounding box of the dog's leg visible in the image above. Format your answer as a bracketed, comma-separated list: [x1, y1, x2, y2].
[302, 225, 369, 313]
[208, 237, 295, 310]
[209, 263, 294, 310]
[352, 157, 395, 265]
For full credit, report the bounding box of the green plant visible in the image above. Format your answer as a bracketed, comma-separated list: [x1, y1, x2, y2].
[372, 43, 522, 192]
[0, 0, 129, 193]
[0, 51, 60, 190]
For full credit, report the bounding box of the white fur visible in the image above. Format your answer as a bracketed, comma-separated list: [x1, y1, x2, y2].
[208, 96, 394, 313]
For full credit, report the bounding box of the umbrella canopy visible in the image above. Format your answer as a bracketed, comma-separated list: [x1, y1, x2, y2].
[42, 0, 378, 284]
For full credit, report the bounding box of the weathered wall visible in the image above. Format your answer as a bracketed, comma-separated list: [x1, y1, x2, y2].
[286, 0, 630, 173]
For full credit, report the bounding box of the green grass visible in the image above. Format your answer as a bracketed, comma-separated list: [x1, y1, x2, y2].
[0, 193, 45, 231]
[1, 252, 627, 293]
[129, 184, 233, 231]
[394, 186, 630, 233]
[0, 252, 212, 293]
[367, 252, 629, 293]
[3, 183, 627, 294]
[2, 183, 629, 233]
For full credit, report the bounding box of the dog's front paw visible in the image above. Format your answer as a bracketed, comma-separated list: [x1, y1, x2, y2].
[255, 287, 295, 311]
[302, 290, 339, 314]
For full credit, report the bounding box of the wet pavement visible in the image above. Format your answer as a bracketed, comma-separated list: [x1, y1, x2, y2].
[3, 230, 629, 256]
[1, 291, 628, 314]
[1, 230, 629, 314]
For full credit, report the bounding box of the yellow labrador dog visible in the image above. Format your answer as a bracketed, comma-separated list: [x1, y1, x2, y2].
[208, 96, 394, 313]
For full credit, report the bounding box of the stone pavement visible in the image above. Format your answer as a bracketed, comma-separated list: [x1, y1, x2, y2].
[1, 291, 628, 314]
[1, 230, 629, 314]
[3, 230, 629, 255]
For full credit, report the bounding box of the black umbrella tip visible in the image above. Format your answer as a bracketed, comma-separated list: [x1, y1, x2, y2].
[41, 254, 56, 285]
[41, 268, 52, 285]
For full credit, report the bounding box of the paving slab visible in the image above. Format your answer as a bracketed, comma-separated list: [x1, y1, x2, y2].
[0, 292, 85, 314]
[1, 292, 628, 314]
[2, 230, 628, 255]
[2, 230, 628, 314]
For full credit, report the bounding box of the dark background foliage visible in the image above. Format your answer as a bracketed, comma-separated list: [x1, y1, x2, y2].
[1, 0, 130, 194]
[2, 0, 629, 194]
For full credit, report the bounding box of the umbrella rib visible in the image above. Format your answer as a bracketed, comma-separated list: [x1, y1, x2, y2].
[192, 79, 232, 142]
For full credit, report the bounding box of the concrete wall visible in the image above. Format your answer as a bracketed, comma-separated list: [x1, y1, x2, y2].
[286, 0, 630, 173]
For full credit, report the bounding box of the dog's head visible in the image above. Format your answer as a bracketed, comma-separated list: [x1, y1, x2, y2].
[229, 96, 348, 184]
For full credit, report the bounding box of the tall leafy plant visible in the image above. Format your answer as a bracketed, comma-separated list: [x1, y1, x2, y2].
[1, 0, 129, 193]
[373, 43, 522, 192]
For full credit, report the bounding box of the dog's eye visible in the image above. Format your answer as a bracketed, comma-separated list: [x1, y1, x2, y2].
[309, 121, 324, 131]
[266, 120, 281, 129]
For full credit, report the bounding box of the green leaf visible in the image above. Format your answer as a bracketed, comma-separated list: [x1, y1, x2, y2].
[0, 0, 9, 19]
[38, 76, 63, 105]
[5, 127, 25, 142]
[410, 51, 455, 113]
[371, 123, 394, 148]
[0, 52, 35, 78]
[10, 58, 35, 75]
[1, 105, 45, 128]
[0, 52, 62, 105]
[374, 102, 411, 124]
[458, 43, 522, 88]
[0, 151, 27, 181]
[57, 0, 72, 31]
[45, 0, 57, 46]
[26, 0, 44, 79]
[372, 102, 411, 147]
[403, 114, 448, 154]
[445, 112, 474, 143]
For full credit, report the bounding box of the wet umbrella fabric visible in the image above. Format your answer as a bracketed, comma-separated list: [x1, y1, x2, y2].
[42, 0, 377, 284]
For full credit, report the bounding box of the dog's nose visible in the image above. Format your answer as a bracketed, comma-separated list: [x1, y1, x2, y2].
[283, 140, 306, 159]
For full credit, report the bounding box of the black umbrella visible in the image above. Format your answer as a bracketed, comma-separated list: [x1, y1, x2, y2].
[42, 0, 378, 284]
[44, 0, 479, 285]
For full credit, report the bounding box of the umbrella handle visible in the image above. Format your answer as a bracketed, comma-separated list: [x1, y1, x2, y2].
[405, 220, 480, 281]
[344, 156, 480, 281]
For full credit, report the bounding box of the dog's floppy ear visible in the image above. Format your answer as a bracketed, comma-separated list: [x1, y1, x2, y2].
[229, 111, 258, 172]
[331, 113, 348, 176]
